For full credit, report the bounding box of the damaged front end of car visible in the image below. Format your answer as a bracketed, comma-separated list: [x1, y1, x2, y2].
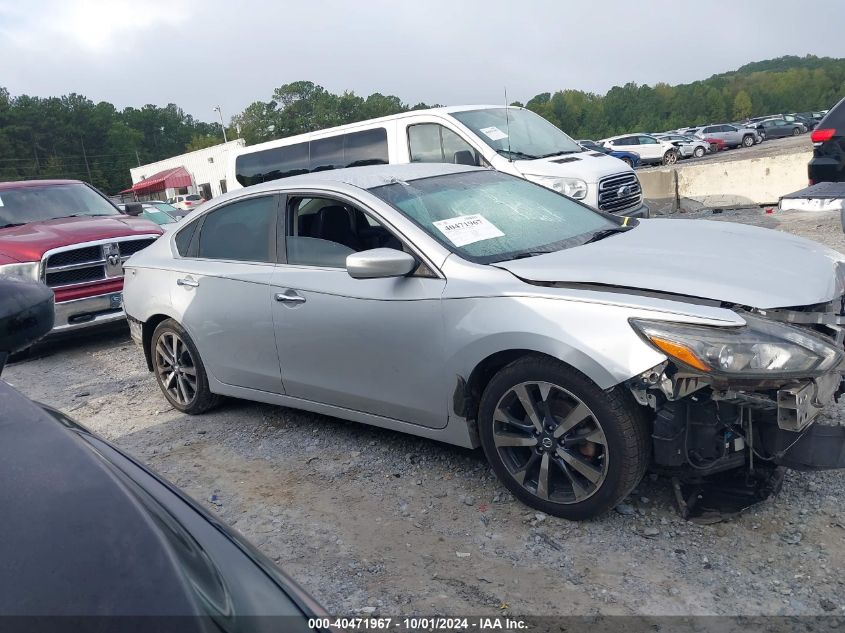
[626, 302, 845, 520]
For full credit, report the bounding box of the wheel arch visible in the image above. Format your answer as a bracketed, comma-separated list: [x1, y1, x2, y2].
[141, 312, 179, 371]
[454, 339, 619, 428]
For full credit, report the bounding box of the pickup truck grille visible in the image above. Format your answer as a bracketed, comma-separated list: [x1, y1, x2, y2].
[597, 172, 642, 213]
[43, 237, 157, 289]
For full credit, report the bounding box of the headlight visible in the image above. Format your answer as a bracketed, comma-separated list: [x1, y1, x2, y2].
[630, 314, 842, 378]
[0, 261, 40, 282]
[527, 175, 588, 200]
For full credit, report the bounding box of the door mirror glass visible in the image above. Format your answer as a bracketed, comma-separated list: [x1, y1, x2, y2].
[346, 248, 416, 279]
[0, 278, 54, 372]
[453, 149, 477, 166]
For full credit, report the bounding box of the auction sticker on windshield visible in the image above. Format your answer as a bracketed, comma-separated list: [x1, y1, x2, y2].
[479, 126, 508, 141]
[433, 214, 504, 247]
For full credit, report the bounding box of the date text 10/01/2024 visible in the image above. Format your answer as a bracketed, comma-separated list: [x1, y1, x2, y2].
[308, 617, 528, 631]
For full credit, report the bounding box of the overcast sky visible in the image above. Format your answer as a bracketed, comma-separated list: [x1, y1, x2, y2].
[1, 0, 843, 125]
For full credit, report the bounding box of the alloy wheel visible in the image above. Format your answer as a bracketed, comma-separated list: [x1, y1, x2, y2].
[155, 331, 198, 406]
[492, 381, 608, 504]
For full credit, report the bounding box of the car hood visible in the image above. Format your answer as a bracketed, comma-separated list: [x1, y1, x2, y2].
[0, 215, 162, 262]
[514, 152, 632, 182]
[492, 218, 845, 310]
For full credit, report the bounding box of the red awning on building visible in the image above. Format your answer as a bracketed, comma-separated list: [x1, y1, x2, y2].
[128, 166, 193, 195]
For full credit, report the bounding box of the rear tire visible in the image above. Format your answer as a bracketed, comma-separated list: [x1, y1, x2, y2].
[662, 150, 678, 166]
[151, 319, 221, 414]
[478, 356, 650, 520]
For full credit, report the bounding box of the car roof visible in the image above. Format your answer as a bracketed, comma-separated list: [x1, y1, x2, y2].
[0, 179, 82, 191]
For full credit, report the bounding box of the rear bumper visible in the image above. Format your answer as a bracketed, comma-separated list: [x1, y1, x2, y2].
[51, 293, 125, 334]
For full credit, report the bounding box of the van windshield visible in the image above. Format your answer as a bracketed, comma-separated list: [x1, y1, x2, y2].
[369, 170, 615, 264]
[449, 108, 584, 161]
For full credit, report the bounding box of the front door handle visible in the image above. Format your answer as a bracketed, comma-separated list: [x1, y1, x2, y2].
[177, 277, 199, 288]
[274, 291, 306, 304]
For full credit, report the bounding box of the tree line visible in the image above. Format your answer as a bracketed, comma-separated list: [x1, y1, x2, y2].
[0, 55, 842, 194]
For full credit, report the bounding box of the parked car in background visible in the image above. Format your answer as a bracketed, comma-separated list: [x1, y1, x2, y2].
[578, 139, 641, 168]
[730, 122, 764, 143]
[808, 96, 845, 184]
[167, 193, 205, 211]
[118, 202, 185, 225]
[787, 114, 816, 131]
[125, 162, 845, 520]
[599, 134, 679, 166]
[689, 124, 757, 148]
[0, 179, 162, 335]
[228, 105, 648, 217]
[654, 134, 709, 159]
[703, 137, 728, 152]
[754, 118, 804, 139]
[0, 277, 327, 626]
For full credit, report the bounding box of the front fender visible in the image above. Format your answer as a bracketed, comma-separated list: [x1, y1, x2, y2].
[442, 296, 669, 391]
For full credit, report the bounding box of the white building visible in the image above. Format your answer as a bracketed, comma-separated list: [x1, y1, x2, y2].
[126, 139, 246, 202]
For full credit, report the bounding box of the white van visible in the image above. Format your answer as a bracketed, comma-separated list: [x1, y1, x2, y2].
[226, 106, 647, 217]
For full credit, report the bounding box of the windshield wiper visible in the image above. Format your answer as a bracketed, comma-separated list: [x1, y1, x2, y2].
[0, 222, 26, 229]
[496, 149, 539, 160]
[510, 251, 553, 260]
[584, 225, 635, 244]
[537, 150, 582, 159]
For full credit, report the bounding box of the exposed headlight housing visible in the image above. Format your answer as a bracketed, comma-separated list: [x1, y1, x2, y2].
[630, 314, 842, 379]
[0, 261, 40, 283]
[526, 175, 588, 200]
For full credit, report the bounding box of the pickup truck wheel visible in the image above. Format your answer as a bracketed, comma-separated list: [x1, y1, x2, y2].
[693, 146, 705, 158]
[742, 135, 754, 148]
[151, 318, 220, 414]
[662, 150, 678, 166]
[479, 357, 649, 520]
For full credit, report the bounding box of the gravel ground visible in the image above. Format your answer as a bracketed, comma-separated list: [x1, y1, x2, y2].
[5, 207, 845, 618]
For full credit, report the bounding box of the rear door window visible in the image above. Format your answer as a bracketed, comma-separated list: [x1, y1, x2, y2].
[197, 196, 277, 262]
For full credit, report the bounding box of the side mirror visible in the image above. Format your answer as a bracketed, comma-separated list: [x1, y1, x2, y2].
[346, 248, 416, 279]
[123, 203, 144, 216]
[0, 278, 54, 373]
[453, 150, 478, 166]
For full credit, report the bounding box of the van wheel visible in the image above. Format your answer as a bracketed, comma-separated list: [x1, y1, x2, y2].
[478, 356, 649, 520]
[151, 319, 220, 414]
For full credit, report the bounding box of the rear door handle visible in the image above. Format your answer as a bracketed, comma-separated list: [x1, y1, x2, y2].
[177, 277, 199, 288]
[274, 291, 306, 304]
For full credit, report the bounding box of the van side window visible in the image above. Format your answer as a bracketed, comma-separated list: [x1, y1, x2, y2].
[235, 143, 309, 186]
[408, 124, 479, 165]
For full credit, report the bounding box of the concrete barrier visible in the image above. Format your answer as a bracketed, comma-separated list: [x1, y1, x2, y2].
[641, 149, 813, 213]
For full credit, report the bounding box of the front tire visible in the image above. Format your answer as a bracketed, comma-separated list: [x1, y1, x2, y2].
[742, 135, 754, 147]
[478, 357, 649, 520]
[792, 127, 800, 136]
[621, 157, 633, 167]
[693, 146, 705, 158]
[151, 318, 220, 414]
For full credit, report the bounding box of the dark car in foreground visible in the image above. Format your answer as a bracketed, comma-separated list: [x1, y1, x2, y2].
[0, 277, 326, 629]
[808, 97, 845, 185]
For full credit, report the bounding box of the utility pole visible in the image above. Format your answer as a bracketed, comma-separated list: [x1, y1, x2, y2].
[214, 105, 228, 143]
[80, 136, 93, 182]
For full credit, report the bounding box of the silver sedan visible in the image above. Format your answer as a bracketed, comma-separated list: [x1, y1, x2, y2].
[124, 163, 845, 519]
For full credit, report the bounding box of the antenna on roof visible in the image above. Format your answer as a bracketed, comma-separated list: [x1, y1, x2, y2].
[504, 87, 512, 162]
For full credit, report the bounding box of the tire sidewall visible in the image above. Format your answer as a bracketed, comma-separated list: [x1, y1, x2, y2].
[479, 360, 643, 520]
[694, 146, 705, 158]
[742, 135, 754, 147]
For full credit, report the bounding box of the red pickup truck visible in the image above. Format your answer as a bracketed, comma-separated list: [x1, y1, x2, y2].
[0, 179, 163, 334]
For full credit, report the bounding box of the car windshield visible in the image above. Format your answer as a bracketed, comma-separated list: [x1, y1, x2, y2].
[449, 108, 583, 160]
[369, 170, 616, 264]
[0, 182, 119, 227]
